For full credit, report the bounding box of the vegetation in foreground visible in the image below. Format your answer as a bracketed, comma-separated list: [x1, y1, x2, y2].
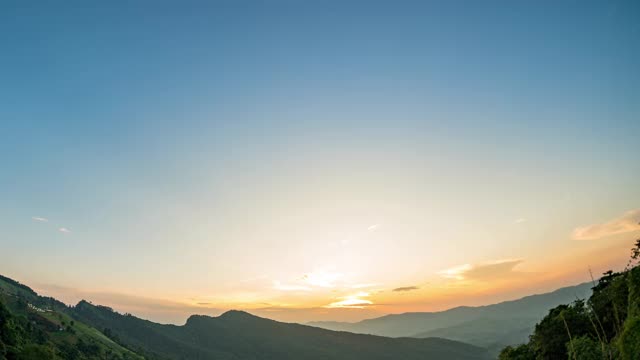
[0, 274, 144, 360]
[499, 237, 640, 360]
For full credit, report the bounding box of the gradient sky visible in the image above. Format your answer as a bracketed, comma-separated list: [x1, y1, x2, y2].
[1, 0, 639, 324]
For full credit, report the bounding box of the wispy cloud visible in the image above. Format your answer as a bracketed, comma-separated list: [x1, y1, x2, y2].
[438, 259, 524, 281]
[367, 224, 380, 232]
[326, 292, 373, 308]
[438, 264, 473, 280]
[572, 209, 640, 240]
[515, 218, 526, 224]
[32, 216, 72, 234]
[392, 286, 419, 292]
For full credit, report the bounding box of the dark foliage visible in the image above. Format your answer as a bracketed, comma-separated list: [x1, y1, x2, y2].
[500, 238, 640, 360]
[498, 344, 535, 360]
[529, 300, 594, 359]
[0, 286, 143, 360]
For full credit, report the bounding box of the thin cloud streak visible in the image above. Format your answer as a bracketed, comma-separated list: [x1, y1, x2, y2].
[326, 292, 373, 308]
[392, 286, 419, 292]
[32, 216, 72, 234]
[572, 209, 640, 240]
[439, 259, 524, 281]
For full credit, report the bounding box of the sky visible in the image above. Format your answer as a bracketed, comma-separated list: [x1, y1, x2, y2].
[1, 0, 639, 324]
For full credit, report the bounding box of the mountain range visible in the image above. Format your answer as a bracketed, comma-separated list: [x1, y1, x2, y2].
[0, 273, 490, 360]
[1, 272, 598, 359]
[308, 282, 593, 355]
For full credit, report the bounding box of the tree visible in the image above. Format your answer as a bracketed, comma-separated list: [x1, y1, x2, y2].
[0, 301, 20, 348]
[567, 335, 611, 360]
[589, 271, 628, 340]
[0, 339, 7, 360]
[57, 341, 80, 360]
[630, 238, 640, 264]
[617, 315, 640, 360]
[76, 338, 101, 356]
[530, 300, 593, 359]
[498, 344, 535, 360]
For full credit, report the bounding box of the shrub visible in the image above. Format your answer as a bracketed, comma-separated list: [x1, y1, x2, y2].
[566, 335, 611, 360]
[617, 316, 640, 360]
[498, 343, 535, 360]
[17, 344, 56, 360]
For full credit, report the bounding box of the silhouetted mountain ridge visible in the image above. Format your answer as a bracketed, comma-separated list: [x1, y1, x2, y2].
[308, 282, 593, 356]
[5, 271, 595, 360]
[73, 300, 490, 360]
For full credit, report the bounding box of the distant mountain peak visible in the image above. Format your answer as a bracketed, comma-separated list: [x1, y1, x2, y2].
[76, 299, 92, 307]
[218, 310, 265, 323]
[185, 310, 259, 326]
[219, 309, 254, 318]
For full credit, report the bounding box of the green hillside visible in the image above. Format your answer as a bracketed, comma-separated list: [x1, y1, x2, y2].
[0, 275, 144, 360]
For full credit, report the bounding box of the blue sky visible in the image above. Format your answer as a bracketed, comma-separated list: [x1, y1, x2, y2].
[1, 0, 639, 323]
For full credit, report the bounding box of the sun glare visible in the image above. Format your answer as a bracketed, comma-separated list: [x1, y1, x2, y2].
[326, 292, 373, 308]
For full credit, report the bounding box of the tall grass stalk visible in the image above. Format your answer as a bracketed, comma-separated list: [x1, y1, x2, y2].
[562, 313, 577, 360]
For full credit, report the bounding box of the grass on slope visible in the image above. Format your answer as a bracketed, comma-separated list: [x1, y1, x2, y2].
[0, 275, 144, 360]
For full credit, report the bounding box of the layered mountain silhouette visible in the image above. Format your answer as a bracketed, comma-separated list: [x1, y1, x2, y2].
[308, 282, 593, 355]
[1, 274, 490, 360]
[1, 271, 597, 359]
[73, 302, 489, 360]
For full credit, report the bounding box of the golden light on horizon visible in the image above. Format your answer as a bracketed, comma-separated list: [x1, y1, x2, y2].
[326, 292, 374, 309]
